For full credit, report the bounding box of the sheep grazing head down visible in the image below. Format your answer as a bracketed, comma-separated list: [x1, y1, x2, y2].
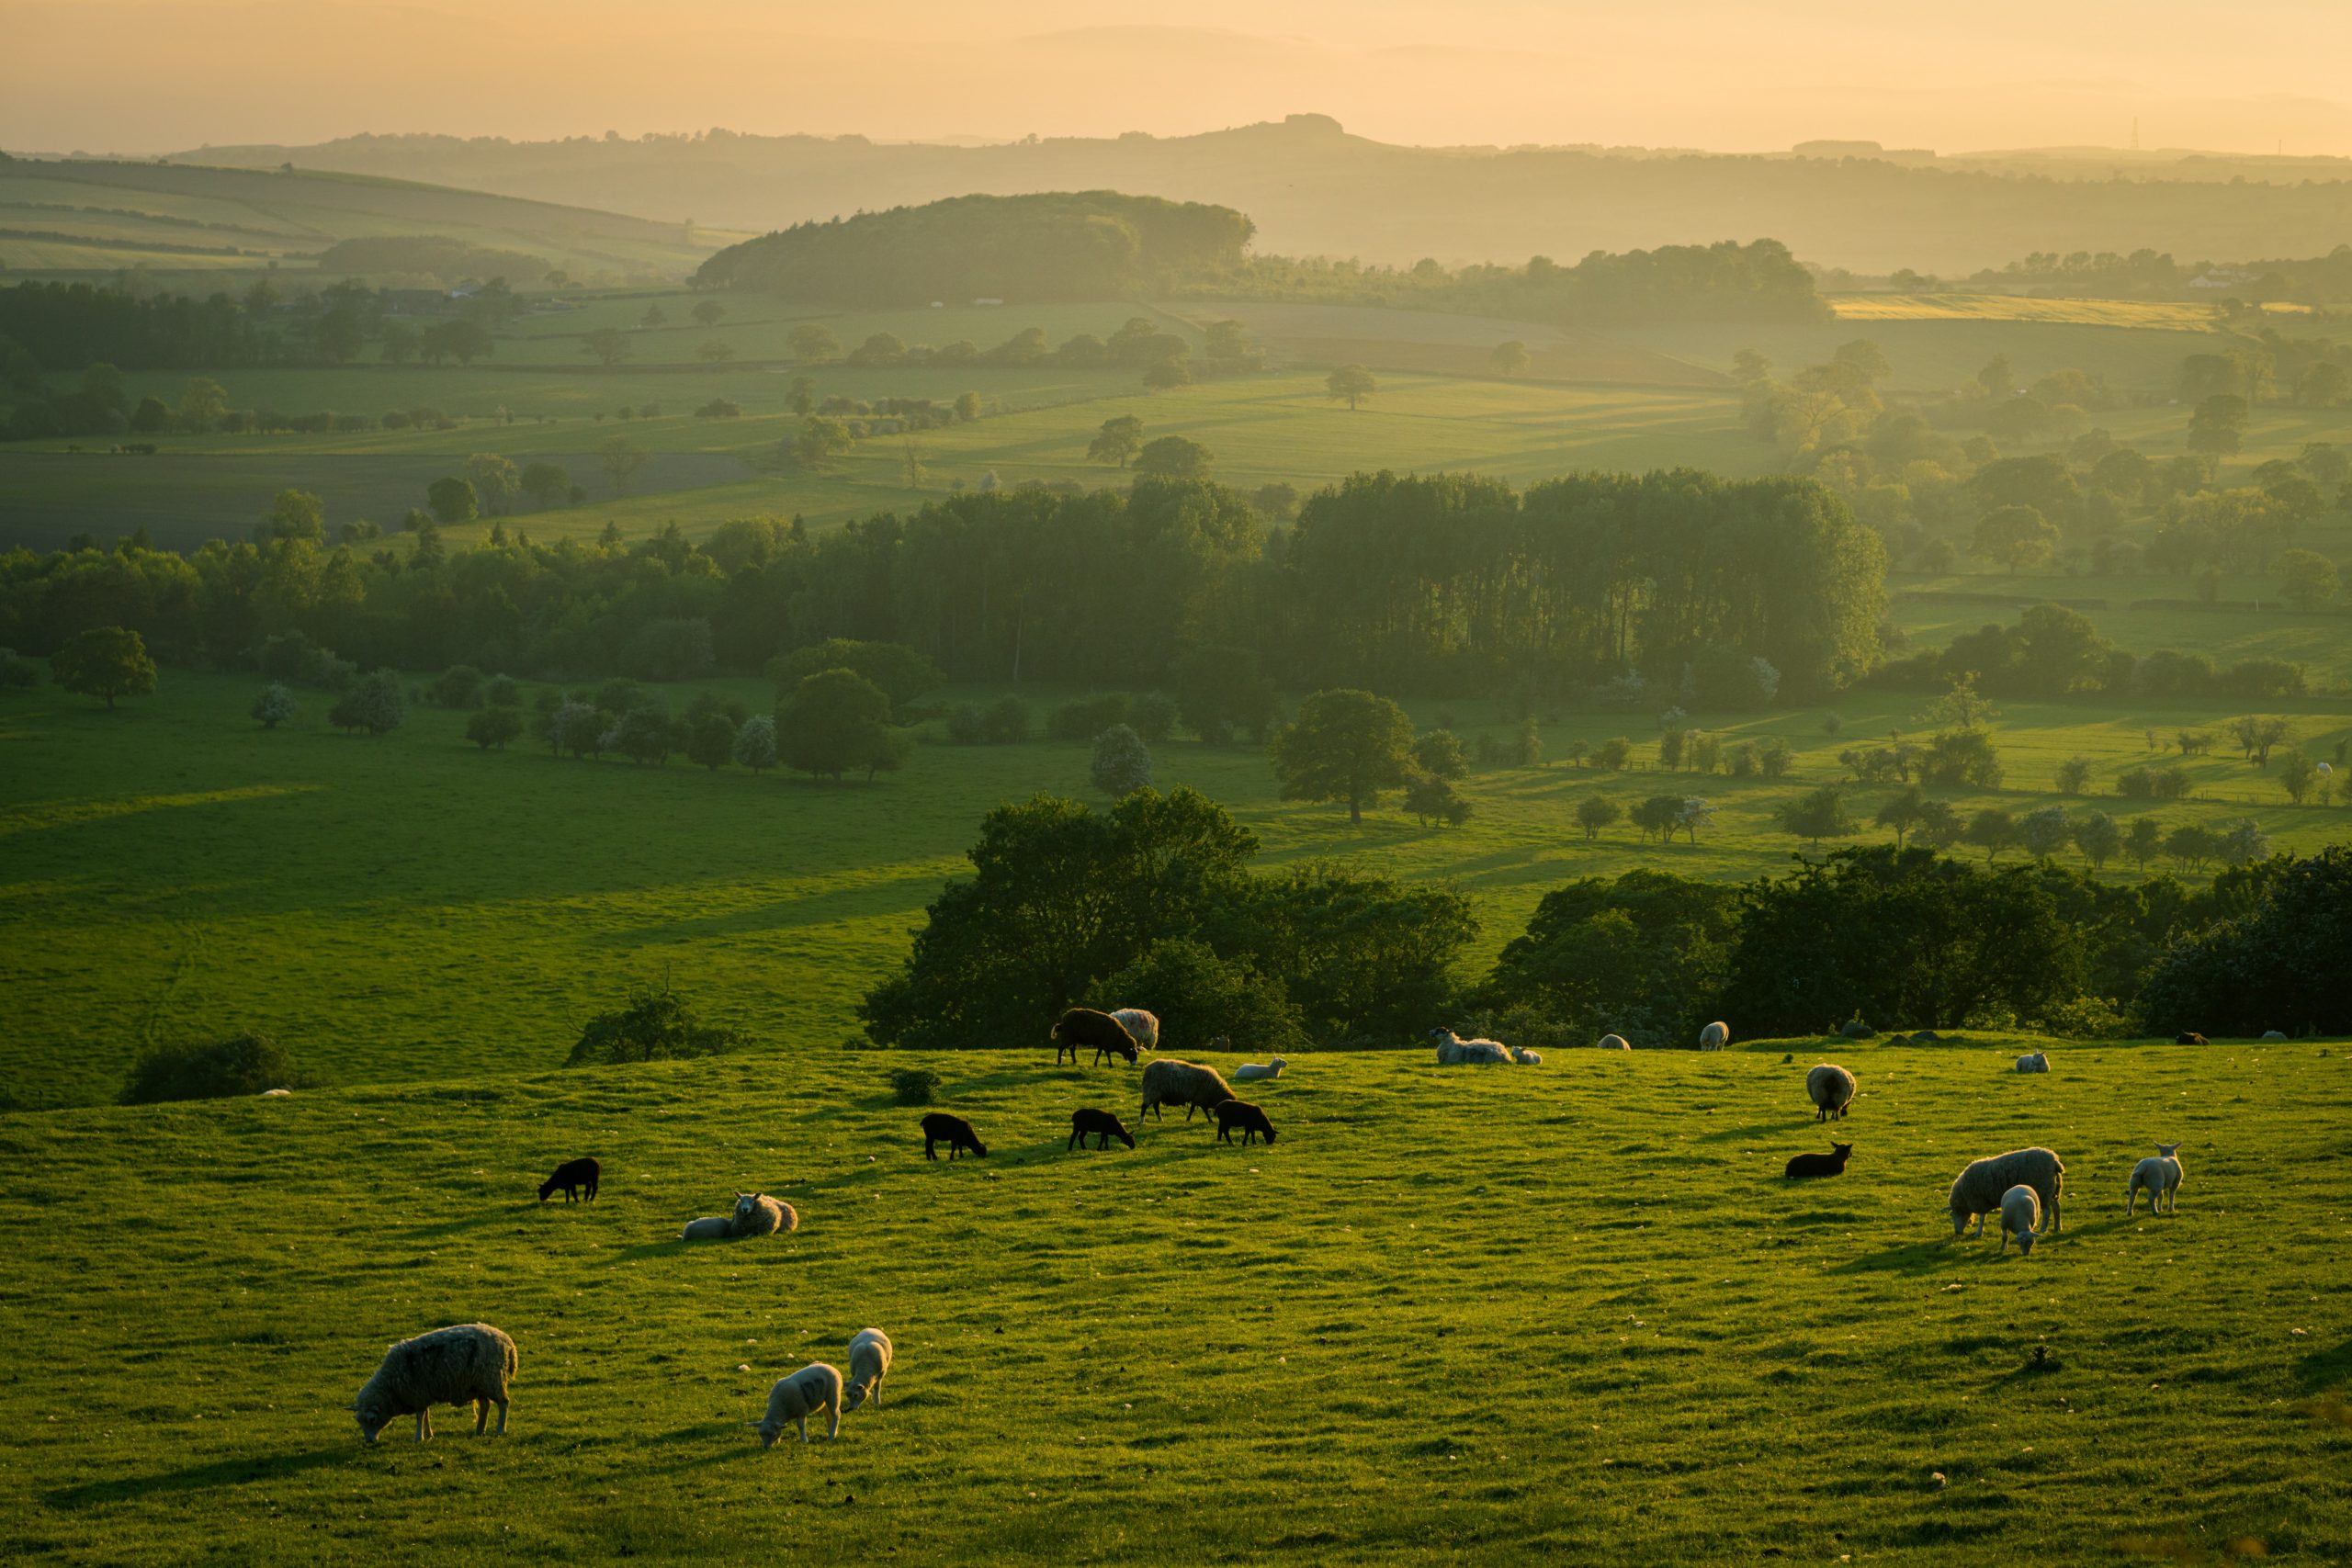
[352, 1399, 394, 1444]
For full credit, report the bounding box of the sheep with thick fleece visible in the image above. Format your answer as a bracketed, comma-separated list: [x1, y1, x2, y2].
[843, 1328, 893, 1412]
[2016, 1052, 2050, 1073]
[1806, 1063, 1858, 1121]
[1428, 1028, 1511, 1065]
[1949, 1147, 2065, 1239]
[729, 1192, 796, 1237]
[752, 1363, 843, 1446]
[1699, 1021, 1731, 1051]
[1110, 1008, 1160, 1053]
[2126, 1144, 2185, 1215]
[1510, 1047, 1543, 1066]
[681, 1216, 731, 1241]
[1233, 1057, 1285, 1082]
[351, 1323, 516, 1444]
[1998, 1185, 2042, 1256]
[1598, 1033, 1632, 1051]
[1139, 1058, 1235, 1122]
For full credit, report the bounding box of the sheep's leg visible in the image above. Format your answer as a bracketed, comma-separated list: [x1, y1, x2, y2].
[797, 1413, 808, 1443]
[825, 1404, 841, 1440]
[474, 1398, 490, 1435]
[415, 1409, 431, 1444]
[1068, 1132, 1080, 1152]
[872, 1377, 883, 1409]
[493, 1396, 508, 1435]
[924, 1140, 936, 1161]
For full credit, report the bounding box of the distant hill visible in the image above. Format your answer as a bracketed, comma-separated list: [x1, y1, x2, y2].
[160, 117, 2352, 275]
[0, 156, 725, 280]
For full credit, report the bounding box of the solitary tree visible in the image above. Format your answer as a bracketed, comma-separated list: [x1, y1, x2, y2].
[521, 461, 571, 509]
[696, 338, 734, 364]
[1326, 363, 1377, 411]
[2275, 548, 2341, 611]
[1140, 357, 1191, 392]
[1489, 340, 1532, 377]
[465, 454, 519, 516]
[1574, 793, 1622, 840]
[178, 377, 230, 432]
[1268, 688, 1416, 824]
[582, 326, 631, 367]
[1134, 435, 1211, 479]
[599, 434, 648, 497]
[2186, 394, 2248, 456]
[466, 706, 524, 750]
[51, 626, 157, 709]
[1873, 784, 1928, 846]
[2073, 809, 2122, 869]
[777, 668, 902, 782]
[731, 714, 778, 773]
[786, 324, 840, 363]
[786, 375, 817, 416]
[2019, 805, 2073, 859]
[327, 671, 404, 735]
[691, 299, 725, 329]
[1963, 807, 2018, 863]
[1780, 784, 1857, 851]
[425, 475, 479, 525]
[2278, 750, 2320, 803]
[794, 416, 854, 469]
[1087, 415, 1146, 468]
[2124, 815, 2165, 871]
[251, 682, 297, 729]
[1090, 724, 1154, 796]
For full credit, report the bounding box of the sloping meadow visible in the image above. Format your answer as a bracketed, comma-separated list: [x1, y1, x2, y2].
[0, 1039, 2346, 1564]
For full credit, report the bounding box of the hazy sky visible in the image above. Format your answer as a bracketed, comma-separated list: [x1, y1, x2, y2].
[11, 0, 2352, 156]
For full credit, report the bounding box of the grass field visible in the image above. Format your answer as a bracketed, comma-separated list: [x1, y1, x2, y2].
[0, 1036, 2346, 1565]
[4, 671, 2347, 1110]
[1827, 294, 2226, 330]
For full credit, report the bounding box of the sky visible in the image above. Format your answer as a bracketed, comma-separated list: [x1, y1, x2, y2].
[10, 0, 2352, 157]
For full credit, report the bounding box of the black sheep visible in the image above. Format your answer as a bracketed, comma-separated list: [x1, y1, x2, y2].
[537, 1156, 601, 1202]
[2176, 1031, 2209, 1045]
[1782, 1143, 1852, 1179]
[921, 1112, 988, 1161]
[1053, 1007, 1137, 1066]
[1213, 1100, 1277, 1146]
[1068, 1108, 1136, 1151]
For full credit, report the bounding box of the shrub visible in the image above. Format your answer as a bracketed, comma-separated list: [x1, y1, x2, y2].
[1129, 692, 1179, 742]
[482, 673, 520, 707]
[685, 711, 737, 769]
[1594, 737, 1632, 772]
[982, 697, 1031, 743]
[466, 706, 524, 750]
[695, 398, 742, 418]
[890, 1067, 944, 1106]
[1049, 693, 1132, 741]
[1403, 770, 1472, 827]
[1091, 723, 1154, 795]
[120, 1032, 309, 1103]
[731, 714, 778, 773]
[424, 664, 484, 708]
[327, 671, 404, 735]
[944, 703, 986, 744]
[566, 985, 743, 1066]
[766, 639, 942, 709]
[251, 682, 297, 728]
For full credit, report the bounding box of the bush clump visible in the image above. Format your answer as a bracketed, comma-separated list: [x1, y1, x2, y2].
[890, 1066, 944, 1105]
[566, 986, 743, 1066]
[120, 1032, 310, 1103]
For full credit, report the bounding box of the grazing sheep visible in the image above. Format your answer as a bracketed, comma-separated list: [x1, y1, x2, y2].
[843, 1328, 893, 1412]
[1428, 1028, 1511, 1066]
[1597, 1034, 1632, 1051]
[1212, 1099, 1277, 1145]
[2261, 1030, 2288, 1043]
[2015, 1052, 2050, 1074]
[1139, 1059, 1236, 1122]
[258, 1088, 292, 1097]
[1839, 1021, 1875, 1040]
[1998, 1185, 2042, 1256]
[1699, 1021, 1731, 1051]
[2176, 1032, 2209, 1045]
[1053, 1007, 1139, 1066]
[350, 1323, 516, 1444]
[921, 1112, 988, 1160]
[1783, 1142, 1853, 1179]
[752, 1363, 843, 1447]
[1069, 1108, 1136, 1151]
[1949, 1147, 2065, 1239]
[729, 1191, 796, 1237]
[1233, 1057, 1286, 1082]
[681, 1215, 732, 1241]
[2126, 1144, 2185, 1216]
[1109, 1008, 1160, 1053]
[1806, 1063, 1858, 1122]
[537, 1156, 601, 1203]
[1509, 1047, 1543, 1066]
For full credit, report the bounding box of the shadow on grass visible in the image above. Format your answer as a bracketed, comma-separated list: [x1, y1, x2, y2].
[1827, 1237, 1964, 1277]
[46, 1445, 347, 1509]
[2296, 1335, 2352, 1395]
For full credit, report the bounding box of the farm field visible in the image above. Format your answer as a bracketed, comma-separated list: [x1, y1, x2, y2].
[0, 1038, 2346, 1565]
[1827, 293, 2227, 330]
[4, 671, 2347, 1109]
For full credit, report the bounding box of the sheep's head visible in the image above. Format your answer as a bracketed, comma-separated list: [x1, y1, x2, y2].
[2014, 1226, 2036, 1257]
[2157, 1142, 2183, 1159]
[842, 1382, 870, 1412]
[352, 1401, 391, 1443]
[749, 1417, 783, 1449]
[1831, 1143, 1853, 1160]
[733, 1192, 762, 1220]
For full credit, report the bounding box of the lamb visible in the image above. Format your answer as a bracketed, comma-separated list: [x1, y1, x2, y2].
[2126, 1143, 2185, 1216]
[1806, 1063, 1858, 1121]
[1998, 1185, 2042, 1257]
[1139, 1059, 1236, 1122]
[1699, 1021, 1731, 1051]
[751, 1362, 843, 1447]
[681, 1216, 732, 1241]
[2176, 1032, 2209, 1045]
[1233, 1057, 1286, 1082]
[1509, 1047, 1542, 1066]
[350, 1322, 516, 1444]
[921, 1112, 988, 1159]
[1427, 1028, 1511, 1066]
[1212, 1099, 1277, 1145]
[1783, 1142, 1853, 1179]
[1109, 1008, 1159, 1053]
[729, 1191, 796, 1237]
[843, 1327, 893, 1412]
[537, 1156, 600, 1203]
[1052, 1007, 1139, 1066]
[1598, 1034, 1632, 1051]
[2261, 1030, 2289, 1043]
[1948, 1147, 2065, 1239]
[1069, 1108, 1136, 1150]
[2015, 1052, 2050, 1074]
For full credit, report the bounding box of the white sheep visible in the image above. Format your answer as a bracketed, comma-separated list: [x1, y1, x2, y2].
[729, 1192, 797, 1237]
[1597, 1033, 1631, 1051]
[752, 1362, 843, 1446]
[2126, 1143, 2185, 1216]
[1806, 1063, 1857, 1121]
[2015, 1052, 2050, 1073]
[2261, 1030, 2288, 1043]
[1510, 1047, 1543, 1066]
[1949, 1147, 2065, 1239]
[258, 1088, 293, 1097]
[1698, 1021, 1730, 1051]
[350, 1323, 516, 1444]
[1232, 1057, 1286, 1082]
[1428, 1028, 1511, 1065]
[1998, 1184, 2042, 1256]
[681, 1216, 731, 1241]
[843, 1327, 893, 1412]
[1110, 1008, 1160, 1053]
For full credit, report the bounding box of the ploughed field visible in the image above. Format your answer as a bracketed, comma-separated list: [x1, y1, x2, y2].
[0, 1040, 2346, 1565]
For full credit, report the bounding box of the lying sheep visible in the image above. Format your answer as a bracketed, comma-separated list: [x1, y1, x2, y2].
[752, 1363, 843, 1447]
[1597, 1034, 1631, 1051]
[729, 1192, 796, 1237]
[1233, 1057, 1286, 1082]
[2126, 1143, 2185, 1216]
[921, 1112, 988, 1160]
[681, 1216, 732, 1241]
[1069, 1108, 1136, 1151]
[2015, 1052, 2050, 1074]
[1428, 1028, 1511, 1066]
[1053, 1007, 1139, 1066]
[1806, 1063, 1857, 1122]
[2176, 1032, 2209, 1045]
[1139, 1059, 1235, 1122]
[1699, 1021, 1731, 1051]
[1510, 1047, 1542, 1066]
[1949, 1147, 2065, 1239]
[537, 1156, 600, 1203]
[1213, 1099, 1277, 1145]
[1783, 1142, 1853, 1179]
[1110, 1008, 1160, 1053]
[843, 1328, 893, 1412]
[2261, 1030, 2288, 1043]
[1998, 1185, 2041, 1257]
[351, 1323, 516, 1444]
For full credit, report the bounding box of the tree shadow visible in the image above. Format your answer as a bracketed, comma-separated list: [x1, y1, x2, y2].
[2296, 1335, 2352, 1395]
[45, 1445, 348, 1509]
[1826, 1237, 1965, 1277]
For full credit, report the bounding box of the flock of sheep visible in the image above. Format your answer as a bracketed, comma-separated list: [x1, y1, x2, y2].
[349, 1003, 2196, 1447]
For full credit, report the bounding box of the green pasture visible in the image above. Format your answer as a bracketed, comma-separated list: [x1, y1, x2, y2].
[0, 1037, 2346, 1564]
[3, 671, 2346, 1109]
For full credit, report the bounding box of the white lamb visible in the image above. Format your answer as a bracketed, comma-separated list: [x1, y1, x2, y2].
[2015, 1052, 2050, 1073]
[1510, 1047, 1543, 1066]
[843, 1327, 893, 1412]
[1698, 1021, 1730, 1051]
[2125, 1143, 2184, 1216]
[1232, 1057, 1285, 1082]
[1998, 1185, 2042, 1257]
[752, 1362, 843, 1447]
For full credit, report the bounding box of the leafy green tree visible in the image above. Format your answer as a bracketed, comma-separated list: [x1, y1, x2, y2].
[2274, 548, 2340, 610]
[1594, 737, 1632, 772]
[465, 706, 524, 750]
[2054, 755, 2094, 795]
[327, 671, 404, 735]
[1090, 939, 1304, 1055]
[1403, 770, 1472, 826]
[2073, 809, 2121, 869]
[846, 332, 907, 367]
[1575, 794, 1622, 840]
[425, 476, 479, 525]
[260, 488, 325, 542]
[686, 711, 738, 770]
[599, 434, 648, 496]
[379, 321, 419, 365]
[777, 667, 903, 782]
[1489, 340, 1532, 377]
[424, 319, 493, 366]
[521, 461, 571, 509]
[1269, 689, 1415, 824]
[730, 714, 777, 773]
[251, 682, 297, 728]
[1780, 784, 1856, 851]
[1140, 357, 1191, 392]
[2124, 815, 2165, 871]
[465, 454, 519, 516]
[1482, 868, 1738, 1047]
[1090, 723, 1153, 795]
[1134, 435, 1210, 479]
[1963, 807, 2018, 863]
[2019, 805, 2073, 859]
[1087, 414, 1146, 467]
[567, 984, 741, 1066]
[787, 323, 839, 362]
[786, 375, 817, 415]
[1251, 481, 1300, 519]
[582, 326, 631, 367]
[2186, 393, 2248, 456]
[696, 339, 733, 364]
[2278, 750, 2319, 804]
[1972, 503, 2058, 574]
[1412, 729, 1468, 780]
[794, 415, 854, 469]
[691, 299, 725, 329]
[954, 390, 982, 423]
[766, 639, 942, 710]
[1326, 363, 1377, 411]
[1874, 784, 1928, 846]
[50, 626, 156, 708]
[120, 1032, 307, 1103]
[178, 377, 229, 432]
[1171, 645, 1277, 744]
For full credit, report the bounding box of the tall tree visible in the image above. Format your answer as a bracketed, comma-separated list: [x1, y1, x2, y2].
[1326, 363, 1377, 411]
[50, 626, 156, 708]
[1269, 689, 1415, 825]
